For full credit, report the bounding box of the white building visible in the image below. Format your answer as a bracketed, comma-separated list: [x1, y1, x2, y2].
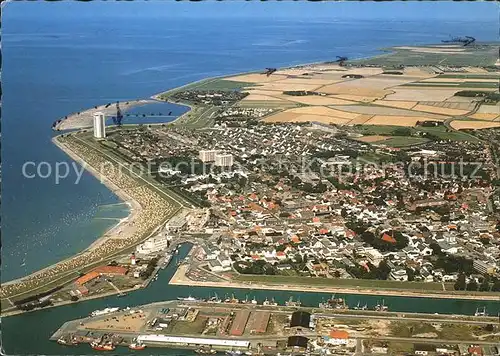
[136, 237, 169, 255]
[365, 248, 384, 267]
[214, 153, 234, 167]
[93, 112, 106, 139]
[199, 150, 219, 163]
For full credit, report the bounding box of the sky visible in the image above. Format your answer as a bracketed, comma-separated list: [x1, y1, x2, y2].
[2, 1, 499, 22]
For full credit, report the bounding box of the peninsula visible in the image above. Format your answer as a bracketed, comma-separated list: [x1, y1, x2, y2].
[2, 43, 499, 317]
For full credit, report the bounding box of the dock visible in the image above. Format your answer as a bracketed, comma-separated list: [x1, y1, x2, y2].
[49, 300, 500, 355]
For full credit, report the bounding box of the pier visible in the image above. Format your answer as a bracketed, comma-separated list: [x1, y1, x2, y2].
[49, 300, 500, 355]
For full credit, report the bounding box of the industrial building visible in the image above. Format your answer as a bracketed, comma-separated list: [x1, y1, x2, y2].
[287, 336, 309, 350]
[74, 266, 128, 286]
[290, 311, 311, 330]
[214, 153, 234, 167]
[93, 112, 106, 139]
[246, 311, 270, 334]
[136, 335, 250, 348]
[229, 310, 250, 336]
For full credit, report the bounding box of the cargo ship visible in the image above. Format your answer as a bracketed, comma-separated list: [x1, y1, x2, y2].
[90, 307, 119, 317]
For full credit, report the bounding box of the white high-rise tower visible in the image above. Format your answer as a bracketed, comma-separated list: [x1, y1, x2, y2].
[93, 112, 106, 139]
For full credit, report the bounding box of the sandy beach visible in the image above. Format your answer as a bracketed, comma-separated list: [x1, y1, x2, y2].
[1, 134, 181, 299]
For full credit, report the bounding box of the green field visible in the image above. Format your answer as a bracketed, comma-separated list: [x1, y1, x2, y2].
[404, 82, 498, 89]
[173, 105, 217, 128]
[234, 274, 450, 292]
[350, 45, 499, 67]
[352, 125, 477, 142]
[438, 74, 500, 80]
[189, 79, 255, 91]
[376, 136, 429, 147]
[169, 78, 255, 93]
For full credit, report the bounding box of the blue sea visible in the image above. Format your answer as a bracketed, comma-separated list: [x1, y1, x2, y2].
[2, 2, 498, 282]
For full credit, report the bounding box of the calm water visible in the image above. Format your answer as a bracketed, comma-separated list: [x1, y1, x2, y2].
[2, 2, 499, 354]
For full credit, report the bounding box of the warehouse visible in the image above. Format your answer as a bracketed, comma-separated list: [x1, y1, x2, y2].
[230, 310, 251, 336]
[287, 336, 309, 351]
[136, 335, 250, 348]
[290, 311, 311, 330]
[246, 311, 270, 334]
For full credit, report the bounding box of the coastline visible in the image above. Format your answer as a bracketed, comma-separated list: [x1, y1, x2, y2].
[1, 133, 182, 300]
[1, 137, 144, 288]
[169, 265, 500, 302]
[7, 44, 499, 303]
[55, 99, 156, 131]
[52, 137, 143, 252]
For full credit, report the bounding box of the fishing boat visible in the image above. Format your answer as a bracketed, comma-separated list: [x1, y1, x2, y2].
[285, 296, 301, 307]
[374, 300, 389, 312]
[57, 336, 78, 346]
[474, 306, 487, 317]
[353, 301, 368, 310]
[319, 294, 348, 310]
[207, 293, 222, 303]
[195, 348, 217, 354]
[161, 254, 173, 269]
[225, 351, 242, 356]
[90, 341, 115, 351]
[129, 342, 146, 350]
[224, 294, 239, 304]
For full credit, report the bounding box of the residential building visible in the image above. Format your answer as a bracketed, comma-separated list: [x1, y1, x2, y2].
[214, 153, 234, 167]
[473, 260, 496, 275]
[199, 150, 218, 162]
[93, 112, 106, 139]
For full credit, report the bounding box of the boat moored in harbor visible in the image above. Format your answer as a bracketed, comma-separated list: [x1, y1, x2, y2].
[129, 342, 146, 350]
[90, 341, 115, 351]
[90, 307, 119, 317]
[319, 294, 348, 310]
[285, 296, 301, 307]
[177, 295, 202, 302]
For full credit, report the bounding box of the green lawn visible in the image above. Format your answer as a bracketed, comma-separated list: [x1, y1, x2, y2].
[378, 136, 429, 147]
[234, 274, 449, 292]
[416, 126, 478, 141]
